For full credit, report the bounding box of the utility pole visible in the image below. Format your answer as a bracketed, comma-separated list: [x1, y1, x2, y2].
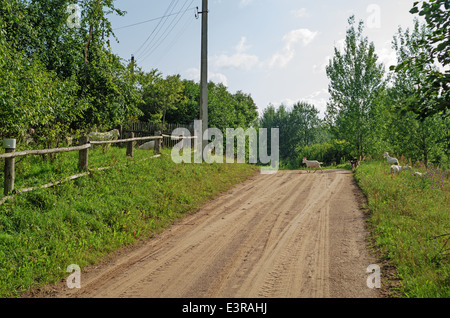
[199, 0, 208, 154]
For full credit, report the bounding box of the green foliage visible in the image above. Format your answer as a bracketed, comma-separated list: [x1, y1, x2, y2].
[260, 102, 323, 168]
[298, 139, 353, 167]
[137, 71, 259, 133]
[0, 0, 141, 143]
[0, 23, 87, 140]
[391, 0, 449, 119]
[386, 19, 449, 165]
[325, 16, 386, 158]
[355, 161, 449, 297]
[137, 71, 187, 126]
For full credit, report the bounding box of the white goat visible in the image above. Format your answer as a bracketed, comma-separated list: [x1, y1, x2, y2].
[413, 171, 427, 178]
[88, 129, 120, 153]
[390, 165, 412, 175]
[88, 129, 120, 141]
[383, 152, 399, 165]
[302, 157, 323, 173]
[138, 140, 155, 150]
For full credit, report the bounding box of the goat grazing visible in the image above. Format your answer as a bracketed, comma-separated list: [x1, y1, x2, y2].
[383, 152, 399, 165]
[302, 157, 323, 173]
[390, 165, 412, 175]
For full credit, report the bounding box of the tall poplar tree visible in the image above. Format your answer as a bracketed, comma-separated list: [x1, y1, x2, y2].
[325, 16, 385, 157]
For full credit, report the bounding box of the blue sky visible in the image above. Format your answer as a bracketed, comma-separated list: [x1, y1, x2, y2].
[107, 0, 419, 118]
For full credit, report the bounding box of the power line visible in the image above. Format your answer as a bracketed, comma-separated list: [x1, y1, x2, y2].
[152, 6, 197, 65]
[133, 0, 179, 57]
[136, 0, 190, 61]
[112, 7, 196, 31]
[138, 0, 196, 63]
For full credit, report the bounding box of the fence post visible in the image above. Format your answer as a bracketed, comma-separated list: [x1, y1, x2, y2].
[155, 131, 162, 154]
[3, 139, 16, 196]
[78, 136, 89, 171]
[126, 132, 134, 157]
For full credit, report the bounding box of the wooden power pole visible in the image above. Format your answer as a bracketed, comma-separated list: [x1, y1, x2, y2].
[199, 0, 208, 154]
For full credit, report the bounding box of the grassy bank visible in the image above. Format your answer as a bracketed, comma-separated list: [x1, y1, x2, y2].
[354, 161, 449, 297]
[0, 147, 259, 297]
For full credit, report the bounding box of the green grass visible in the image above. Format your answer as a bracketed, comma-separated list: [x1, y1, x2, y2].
[0, 147, 259, 297]
[0, 144, 153, 193]
[354, 160, 449, 298]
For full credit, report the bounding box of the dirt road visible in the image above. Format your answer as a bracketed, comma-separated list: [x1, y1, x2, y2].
[51, 169, 381, 298]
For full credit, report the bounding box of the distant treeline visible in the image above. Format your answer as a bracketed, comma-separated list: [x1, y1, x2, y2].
[261, 6, 449, 169]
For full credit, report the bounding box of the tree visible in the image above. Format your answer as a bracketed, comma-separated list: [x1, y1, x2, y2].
[165, 80, 200, 125]
[0, 0, 141, 142]
[290, 102, 321, 148]
[0, 5, 87, 144]
[325, 15, 385, 157]
[260, 102, 322, 168]
[387, 19, 449, 165]
[391, 0, 449, 119]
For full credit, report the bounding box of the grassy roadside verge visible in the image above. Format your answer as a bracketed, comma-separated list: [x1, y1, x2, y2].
[0, 147, 259, 297]
[354, 161, 449, 297]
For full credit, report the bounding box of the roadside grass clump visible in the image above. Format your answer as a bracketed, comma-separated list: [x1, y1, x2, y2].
[354, 160, 449, 298]
[0, 147, 259, 297]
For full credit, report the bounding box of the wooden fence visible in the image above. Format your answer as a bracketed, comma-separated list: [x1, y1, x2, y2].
[0, 133, 163, 197]
[1, 127, 198, 199]
[123, 121, 195, 149]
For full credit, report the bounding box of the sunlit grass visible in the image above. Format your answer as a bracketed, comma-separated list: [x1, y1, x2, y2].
[355, 160, 449, 297]
[0, 147, 258, 297]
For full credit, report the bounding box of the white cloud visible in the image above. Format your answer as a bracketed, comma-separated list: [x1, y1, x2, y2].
[209, 72, 228, 86]
[239, 0, 254, 8]
[313, 55, 331, 74]
[376, 42, 397, 71]
[184, 67, 228, 86]
[291, 8, 308, 18]
[286, 28, 318, 47]
[302, 89, 329, 117]
[212, 29, 319, 71]
[268, 29, 318, 68]
[334, 38, 346, 52]
[269, 89, 329, 118]
[212, 37, 260, 70]
[214, 53, 260, 70]
[235, 36, 251, 53]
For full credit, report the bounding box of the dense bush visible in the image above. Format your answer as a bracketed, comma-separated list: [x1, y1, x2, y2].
[298, 139, 353, 166]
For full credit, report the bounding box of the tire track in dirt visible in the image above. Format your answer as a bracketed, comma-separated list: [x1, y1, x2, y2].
[47, 169, 380, 298]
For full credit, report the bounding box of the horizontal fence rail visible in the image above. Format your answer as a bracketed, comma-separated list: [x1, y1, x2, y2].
[1, 133, 165, 196]
[161, 134, 197, 140]
[90, 135, 163, 145]
[0, 144, 91, 159]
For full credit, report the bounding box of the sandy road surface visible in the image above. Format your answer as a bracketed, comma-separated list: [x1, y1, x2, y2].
[50, 169, 380, 298]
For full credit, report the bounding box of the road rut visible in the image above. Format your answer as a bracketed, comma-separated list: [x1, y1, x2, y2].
[51, 169, 380, 298]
